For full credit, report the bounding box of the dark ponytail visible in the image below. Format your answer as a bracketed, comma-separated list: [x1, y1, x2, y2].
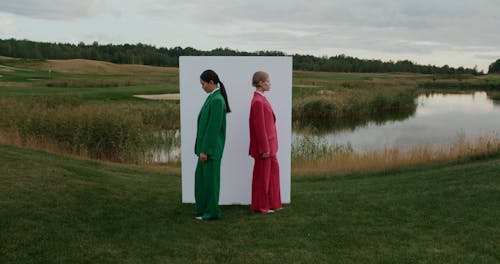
[218, 81, 231, 113]
[200, 69, 231, 113]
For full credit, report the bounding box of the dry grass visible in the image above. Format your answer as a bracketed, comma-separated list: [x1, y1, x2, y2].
[41, 59, 178, 74]
[293, 135, 500, 176]
[0, 130, 88, 160]
[1, 57, 178, 88]
[133, 94, 180, 100]
[0, 131, 182, 175]
[0, 82, 33, 87]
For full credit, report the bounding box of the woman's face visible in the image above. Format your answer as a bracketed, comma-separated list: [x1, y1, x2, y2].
[200, 79, 213, 93]
[259, 78, 271, 92]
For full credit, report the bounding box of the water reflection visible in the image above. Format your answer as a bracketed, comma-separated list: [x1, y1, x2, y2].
[293, 106, 416, 134]
[149, 129, 181, 163]
[294, 91, 500, 152]
[487, 91, 500, 106]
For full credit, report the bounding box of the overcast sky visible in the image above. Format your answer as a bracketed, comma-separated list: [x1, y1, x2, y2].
[0, 0, 499, 71]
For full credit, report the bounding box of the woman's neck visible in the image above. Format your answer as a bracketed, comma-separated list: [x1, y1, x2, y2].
[207, 85, 218, 93]
[209, 86, 219, 93]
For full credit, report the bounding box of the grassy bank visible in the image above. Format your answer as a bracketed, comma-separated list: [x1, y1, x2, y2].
[293, 134, 500, 175]
[292, 72, 500, 129]
[417, 74, 500, 91]
[1, 144, 499, 263]
[292, 72, 418, 130]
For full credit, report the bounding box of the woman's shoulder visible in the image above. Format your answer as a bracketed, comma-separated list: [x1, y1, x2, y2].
[209, 93, 226, 107]
[251, 95, 262, 103]
[251, 93, 266, 102]
[211, 92, 225, 102]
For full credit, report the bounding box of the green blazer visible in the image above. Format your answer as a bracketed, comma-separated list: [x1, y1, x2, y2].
[195, 89, 227, 160]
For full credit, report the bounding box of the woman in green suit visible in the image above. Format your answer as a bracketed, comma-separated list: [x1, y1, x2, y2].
[195, 69, 231, 220]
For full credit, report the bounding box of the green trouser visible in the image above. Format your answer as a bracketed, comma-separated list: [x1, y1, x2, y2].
[195, 159, 221, 220]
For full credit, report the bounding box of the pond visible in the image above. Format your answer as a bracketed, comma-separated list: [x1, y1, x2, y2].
[149, 129, 181, 163]
[294, 91, 500, 152]
[153, 91, 500, 163]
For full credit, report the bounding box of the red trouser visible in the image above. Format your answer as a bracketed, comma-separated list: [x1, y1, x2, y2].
[251, 156, 282, 212]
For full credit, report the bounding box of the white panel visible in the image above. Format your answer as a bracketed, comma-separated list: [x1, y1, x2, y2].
[180, 56, 292, 204]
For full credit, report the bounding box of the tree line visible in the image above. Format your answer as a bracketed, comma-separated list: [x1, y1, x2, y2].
[0, 38, 489, 75]
[489, 59, 500, 74]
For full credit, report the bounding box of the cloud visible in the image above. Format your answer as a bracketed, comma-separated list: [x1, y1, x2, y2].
[475, 54, 500, 61]
[0, 0, 117, 20]
[0, 17, 16, 35]
[80, 33, 124, 45]
[1, 0, 498, 71]
[136, 0, 500, 54]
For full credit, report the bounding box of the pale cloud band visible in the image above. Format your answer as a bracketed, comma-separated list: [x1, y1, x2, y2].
[0, 0, 499, 71]
[0, 0, 116, 20]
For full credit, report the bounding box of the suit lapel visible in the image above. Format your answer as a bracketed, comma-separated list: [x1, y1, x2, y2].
[199, 90, 215, 120]
[254, 92, 276, 122]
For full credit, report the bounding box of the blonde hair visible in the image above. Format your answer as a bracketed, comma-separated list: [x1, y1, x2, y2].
[252, 71, 269, 88]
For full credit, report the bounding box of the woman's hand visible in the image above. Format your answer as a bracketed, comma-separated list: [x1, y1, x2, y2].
[200, 153, 208, 162]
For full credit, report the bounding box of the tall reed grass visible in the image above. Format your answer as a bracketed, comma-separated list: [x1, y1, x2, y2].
[487, 91, 500, 100]
[292, 134, 352, 160]
[293, 91, 415, 129]
[0, 96, 180, 163]
[292, 133, 500, 176]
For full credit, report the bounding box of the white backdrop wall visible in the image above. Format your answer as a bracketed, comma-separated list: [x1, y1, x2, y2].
[180, 56, 292, 204]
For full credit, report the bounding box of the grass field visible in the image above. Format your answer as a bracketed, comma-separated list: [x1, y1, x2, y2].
[1, 144, 499, 263]
[0, 57, 178, 101]
[1, 58, 500, 263]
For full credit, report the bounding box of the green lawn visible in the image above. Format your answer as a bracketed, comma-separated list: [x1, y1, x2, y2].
[0, 62, 179, 102]
[0, 68, 178, 102]
[0, 84, 178, 101]
[1, 144, 499, 263]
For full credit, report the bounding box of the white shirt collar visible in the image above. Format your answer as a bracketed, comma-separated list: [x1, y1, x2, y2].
[210, 87, 220, 95]
[255, 90, 265, 97]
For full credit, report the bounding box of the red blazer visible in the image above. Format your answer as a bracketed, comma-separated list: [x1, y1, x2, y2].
[249, 92, 278, 158]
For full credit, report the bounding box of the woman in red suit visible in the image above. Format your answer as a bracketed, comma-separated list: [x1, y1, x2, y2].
[249, 71, 282, 213]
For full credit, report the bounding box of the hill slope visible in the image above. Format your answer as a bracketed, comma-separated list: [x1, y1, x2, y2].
[0, 56, 177, 74]
[1, 144, 499, 263]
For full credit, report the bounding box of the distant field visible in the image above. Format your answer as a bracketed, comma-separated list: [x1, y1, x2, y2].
[0, 56, 178, 101]
[0, 56, 178, 74]
[2, 56, 499, 101]
[1, 56, 500, 168]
